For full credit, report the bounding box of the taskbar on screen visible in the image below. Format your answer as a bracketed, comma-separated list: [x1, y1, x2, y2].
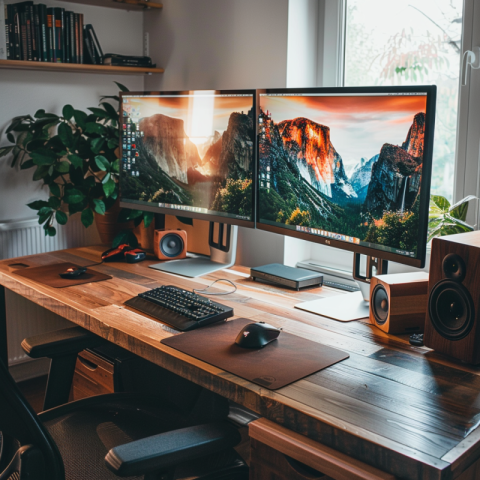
[259, 219, 416, 259]
[123, 198, 251, 222]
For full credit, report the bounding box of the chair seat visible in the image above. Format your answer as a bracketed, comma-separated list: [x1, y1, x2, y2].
[39, 393, 247, 480]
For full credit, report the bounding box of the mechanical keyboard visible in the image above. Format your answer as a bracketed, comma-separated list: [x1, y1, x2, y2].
[124, 285, 234, 332]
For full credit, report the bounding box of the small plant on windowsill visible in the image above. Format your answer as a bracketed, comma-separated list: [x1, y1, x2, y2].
[0, 81, 153, 245]
[427, 195, 478, 242]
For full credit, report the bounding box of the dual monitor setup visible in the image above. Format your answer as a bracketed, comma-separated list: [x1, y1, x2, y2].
[119, 85, 436, 319]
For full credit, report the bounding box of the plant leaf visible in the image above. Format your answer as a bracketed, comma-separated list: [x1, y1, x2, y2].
[27, 200, 49, 211]
[95, 155, 110, 171]
[33, 165, 50, 180]
[55, 161, 70, 173]
[93, 199, 106, 215]
[20, 159, 34, 170]
[48, 196, 61, 209]
[58, 122, 74, 147]
[87, 107, 110, 119]
[56, 210, 68, 225]
[101, 102, 118, 119]
[68, 154, 84, 169]
[49, 183, 61, 197]
[144, 212, 154, 228]
[0, 146, 14, 158]
[111, 158, 120, 173]
[81, 208, 94, 228]
[64, 189, 85, 204]
[74, 110, 88, 129]
[62, 104, 75, 120]
[85, 122, 106, 135]
[45, 226, 56, 237]
[449, 195, 478, 220]
[91, 137, 105, 154]
[112, 230, 138, 249]
[102, 172, 111, 184]
[30, 150, 57, 166]
[176, 216, 194, 226]
[114, 82, 129, 93]
[102, 178, 115, 198]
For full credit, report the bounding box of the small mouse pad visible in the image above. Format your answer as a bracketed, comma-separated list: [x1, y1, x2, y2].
[161, 318, 349, 390]
[12, 262, 111, 288]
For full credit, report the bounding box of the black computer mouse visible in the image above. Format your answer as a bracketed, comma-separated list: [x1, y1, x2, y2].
[59, 266, 87, 279]
[235, 322, 281, 348]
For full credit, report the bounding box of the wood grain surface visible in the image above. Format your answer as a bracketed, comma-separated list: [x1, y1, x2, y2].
[2, 245, 480, 479]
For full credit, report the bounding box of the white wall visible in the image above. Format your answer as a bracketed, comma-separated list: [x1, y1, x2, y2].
[0, 2, 145, 223]
[144, 0, 290, 266]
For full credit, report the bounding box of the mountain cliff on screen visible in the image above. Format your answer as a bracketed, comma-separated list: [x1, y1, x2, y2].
[120, 108, 254, 219]
[258, 108, 426, 254]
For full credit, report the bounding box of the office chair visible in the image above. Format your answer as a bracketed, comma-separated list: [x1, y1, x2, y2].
[0, 329, 248, 480]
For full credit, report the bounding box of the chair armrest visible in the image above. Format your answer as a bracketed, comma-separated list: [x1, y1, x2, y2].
[21, 326, 103, 359]
[105, 422, 241, 477]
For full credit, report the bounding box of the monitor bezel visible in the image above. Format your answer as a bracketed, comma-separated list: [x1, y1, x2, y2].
[119, 89, 257, 229]
[256, 85, 437, 269]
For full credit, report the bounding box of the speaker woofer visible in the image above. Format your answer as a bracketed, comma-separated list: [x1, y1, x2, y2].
[372, 284, 389, 325]
[442, 253, 466, 282]
[160, 234, 185, 258]
[429, 279, 474, 341]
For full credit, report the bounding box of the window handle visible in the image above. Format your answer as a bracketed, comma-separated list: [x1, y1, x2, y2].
[461, 46, 480, 87]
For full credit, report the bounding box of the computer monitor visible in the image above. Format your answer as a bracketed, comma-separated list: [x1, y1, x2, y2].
[257, 85, 436, 320]
[119, 89, 256, 277]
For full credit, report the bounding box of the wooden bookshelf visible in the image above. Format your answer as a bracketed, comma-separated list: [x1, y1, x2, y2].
[0, 59, 164, 75]
[60, 0, 162, 10]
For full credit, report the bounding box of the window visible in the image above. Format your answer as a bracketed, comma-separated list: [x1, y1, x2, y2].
[344, 0, 464, 202]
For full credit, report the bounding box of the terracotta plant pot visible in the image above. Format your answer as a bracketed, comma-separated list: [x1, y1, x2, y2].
[94, 199, 133, 246]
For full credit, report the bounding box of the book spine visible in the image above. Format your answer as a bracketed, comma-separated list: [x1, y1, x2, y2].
[13, 5, 20, 60]
[39, 4, 47, 61]
[86, 23, 103, 63]
[69, 12, 74, 63]
[78, 13, 83, 64]
[20, 10, 27, 60]
[64, 11, 70, 63]
[25, 5, 32, 60]
[46, 7, 55, 62]
[53, 7, 63, 62]
[33, 5, 40, 61]
[83, 31, 94, 64]
[6, 4, 13, 59]
[0, 1, 7, 60]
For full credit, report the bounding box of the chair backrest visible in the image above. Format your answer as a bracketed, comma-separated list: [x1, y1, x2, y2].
[0, 359, 65, 479]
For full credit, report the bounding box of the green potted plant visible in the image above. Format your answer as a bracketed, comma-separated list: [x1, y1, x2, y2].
[0, 82, 153, 245]
[428, 194, 478, 242]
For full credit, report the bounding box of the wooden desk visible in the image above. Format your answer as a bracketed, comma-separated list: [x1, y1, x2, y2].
[1, 246, 480, 480]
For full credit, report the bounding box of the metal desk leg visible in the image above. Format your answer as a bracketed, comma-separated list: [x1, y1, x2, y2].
[0, 285, 8, 368]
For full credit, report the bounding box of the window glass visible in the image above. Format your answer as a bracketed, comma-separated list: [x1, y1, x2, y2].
[344, 0, 463, 201]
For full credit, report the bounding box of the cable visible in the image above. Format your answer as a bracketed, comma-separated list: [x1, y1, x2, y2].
[193, 279, 237, 296]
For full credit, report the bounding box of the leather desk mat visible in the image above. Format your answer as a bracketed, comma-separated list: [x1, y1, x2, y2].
[161, 318, 349, 389]
[12, 262, 111, 288]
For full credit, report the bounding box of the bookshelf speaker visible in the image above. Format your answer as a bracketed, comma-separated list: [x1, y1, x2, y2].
[154, 230, 187, 261]
[424, 231, 480, 364]
[369, 272, 429, 334]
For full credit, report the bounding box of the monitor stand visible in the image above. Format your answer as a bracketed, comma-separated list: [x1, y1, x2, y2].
[295, 254, 388, 322]
[149, 222, 238, 278]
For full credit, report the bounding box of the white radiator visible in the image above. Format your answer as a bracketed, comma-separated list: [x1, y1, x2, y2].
[1, 215, 100, 379]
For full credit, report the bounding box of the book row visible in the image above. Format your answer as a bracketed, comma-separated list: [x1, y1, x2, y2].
[1, 0, 105, 64]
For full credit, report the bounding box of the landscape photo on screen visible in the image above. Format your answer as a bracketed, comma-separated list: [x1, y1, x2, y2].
[258, 93, 427, 257]
[120, 93, 255, 221]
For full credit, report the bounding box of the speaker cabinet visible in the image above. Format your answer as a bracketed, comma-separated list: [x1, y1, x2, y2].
[369, 272, 429, 334]
[154, 229, 187, 261]
[424, 231, 480, 364]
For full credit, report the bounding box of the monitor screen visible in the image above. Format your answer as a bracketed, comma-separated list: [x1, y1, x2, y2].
[257, 86, 436, 268]
[119, 90, 256, 228]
